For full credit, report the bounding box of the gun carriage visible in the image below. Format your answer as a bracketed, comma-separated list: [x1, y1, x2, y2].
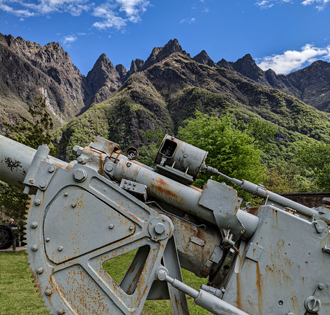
[1, 134, 329, 315]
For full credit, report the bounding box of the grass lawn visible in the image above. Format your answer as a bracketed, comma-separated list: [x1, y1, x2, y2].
[0, 251, 211, 314]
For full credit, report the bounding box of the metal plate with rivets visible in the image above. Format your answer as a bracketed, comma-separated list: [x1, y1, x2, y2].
[44, 188, 136, 264]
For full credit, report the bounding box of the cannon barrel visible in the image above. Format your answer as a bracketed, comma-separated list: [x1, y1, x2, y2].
[0, 135, 68, 189]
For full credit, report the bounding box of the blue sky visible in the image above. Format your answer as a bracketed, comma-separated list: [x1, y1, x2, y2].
[0, 0, 330, 76]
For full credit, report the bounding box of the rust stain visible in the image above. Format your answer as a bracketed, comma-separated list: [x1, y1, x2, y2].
[256, 263, 263, 313]
[235, 273, 242, 310]
[149, 176, 185, 203]
[98, 154, 104, 176]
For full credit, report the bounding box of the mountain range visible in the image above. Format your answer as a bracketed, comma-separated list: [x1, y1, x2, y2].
[1, 33, 330, 161]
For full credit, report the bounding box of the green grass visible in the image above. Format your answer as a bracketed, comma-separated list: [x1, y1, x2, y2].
[0, 252, 49, 315]
[0, 251, 211, 314]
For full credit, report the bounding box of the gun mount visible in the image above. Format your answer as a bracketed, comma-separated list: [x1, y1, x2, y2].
[1, 134, 330, 315]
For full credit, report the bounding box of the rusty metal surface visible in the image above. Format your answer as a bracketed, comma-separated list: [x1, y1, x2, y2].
[223, 205, 330, 315]
[154, 135, 208, 180]
[25, 162, 175, 315]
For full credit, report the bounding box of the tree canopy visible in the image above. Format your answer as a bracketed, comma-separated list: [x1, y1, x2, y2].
[177, 111, 268, 202]
[296, 142, 330, 191]
[0, 98, 56, 227]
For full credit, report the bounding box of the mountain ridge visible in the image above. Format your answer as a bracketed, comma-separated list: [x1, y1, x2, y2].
[2, 33, 330, 163]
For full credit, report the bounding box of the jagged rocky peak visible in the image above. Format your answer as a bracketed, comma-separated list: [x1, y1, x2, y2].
[217, 58, 234, 70]
[233, 54, 269, 84]
[143, 38, 186, 70]
[193, 50, 217, 67]
[116, 64, 127, 81]
[87, 53, 119, 85]
[129, 58, 145, 75]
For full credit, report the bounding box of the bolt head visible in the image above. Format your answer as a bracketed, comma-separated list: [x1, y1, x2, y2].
[58, 246, 63, 252]
[39, 182, 46, 189]
[73, 168, 87, 182]
[154, 223, 165, 235]
[318, 283, 325, 290]
[157, 270, 167, 281]
[72, 145, 83, 157]
[129, 226, 134, 231]
[104, 164, 113, 172]
[71, 203, 77, 208]
[109, 224, 114, 229]
[46, 238, 50, 242]
[48, 166, 55, 173]
[31, 244, 38, 252]
[304, 296, 321, 313]
[35, 199, 41, 206]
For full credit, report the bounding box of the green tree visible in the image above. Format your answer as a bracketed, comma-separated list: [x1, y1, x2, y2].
[263, 161, 315, 193]
[296, 141, 330, 191]
[137, 128, 165, 167]
[0, 98, 56, 227]
[177, 111, 267, 202]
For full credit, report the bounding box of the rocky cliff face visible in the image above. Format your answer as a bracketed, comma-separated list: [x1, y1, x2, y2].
[85, 53, 122, 107]
[0, 33, 87, 126]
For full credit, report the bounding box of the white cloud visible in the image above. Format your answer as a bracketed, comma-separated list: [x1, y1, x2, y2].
[0, 2, 35, 17]
[0, 0, 150, 31]
[0, 0, 91, 16]
[180, 17, 196, 24]
[63, 35, 77, 44]
[92, 3, 127, 30]
[255, 0, 329, 9]
[257, 44, 330, 74]
[255, 0, 274, 8]
[302, 0, 330, 10]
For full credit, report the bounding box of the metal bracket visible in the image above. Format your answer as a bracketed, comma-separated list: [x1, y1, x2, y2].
[246, 242, 264, 262]
[120, 179, 148, 202]
[22, 144, 57, 193]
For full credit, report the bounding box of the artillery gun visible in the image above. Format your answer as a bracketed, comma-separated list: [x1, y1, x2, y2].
[1, 134, 330, 315]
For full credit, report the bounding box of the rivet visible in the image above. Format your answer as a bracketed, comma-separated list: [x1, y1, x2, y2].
[31, 222, 38, 229]
[58, 246, 63, 252]
[48, 166, 55, 173]
[31, 244, 38, 252]
[46, 238, 50, 242]
[318, 283, 325, 290]
[29, 178, 35, 184]
[127, 162, 131, 167]
[35, 199, 41, 206]
[45, 289, 52, 296]
[129, 226, 134, 231]
[36, 267, 43, 274]
[71, 203, 77, 208]
[109, 224, 114, 229]
[162, 218, 166, 222]
[39, 182, 46, 189]
[64, 192, 68, 197]
[57, 308, 65, 315]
